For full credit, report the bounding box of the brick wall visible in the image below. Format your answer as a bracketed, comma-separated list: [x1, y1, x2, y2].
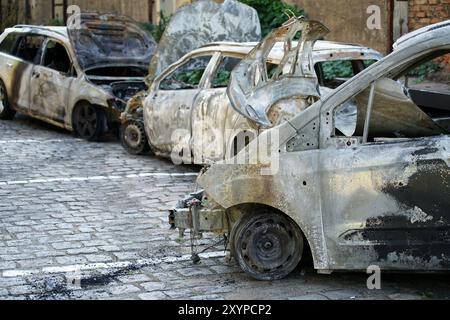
[408, 0, 450, 30]
[409, 0, 450, 69]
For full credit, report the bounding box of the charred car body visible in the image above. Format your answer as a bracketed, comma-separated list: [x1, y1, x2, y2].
[120, 11, 381, 161]
[120, 0, 263, 155]
[0, 13, 155, 140]
[171, 19, 450, 280]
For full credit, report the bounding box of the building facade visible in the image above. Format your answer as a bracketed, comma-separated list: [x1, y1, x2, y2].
[287, 0, 449, 54]
[1, 0, 194, 30]
[2, 0, 449, 53]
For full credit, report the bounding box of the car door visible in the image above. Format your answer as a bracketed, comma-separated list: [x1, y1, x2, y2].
[320, 76, 450, 271]
[146, 55, 214, 157]
[0, 33, 22, 103]
[29, 38, 74, 123]
[5, 34, 45, 112]
[191, 54, 242, 163]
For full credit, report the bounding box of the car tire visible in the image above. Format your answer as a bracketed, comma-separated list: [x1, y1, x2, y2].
[232, 210, 304, 281]
[120, 120, 151, 155]
[0, 80, 16, 120]
[73, 103, 106, 141]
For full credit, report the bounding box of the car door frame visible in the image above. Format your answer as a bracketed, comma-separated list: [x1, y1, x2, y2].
[190, 52, 241, 163]
[6, 33, 46, 113]
[146, 52, 219, 158]
[29, 37, 76, 124]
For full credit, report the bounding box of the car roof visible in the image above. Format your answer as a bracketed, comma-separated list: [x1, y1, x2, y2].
[393, 20, 450, 50]
[191, 40, 382, 63]
[4, 25, 69, 40]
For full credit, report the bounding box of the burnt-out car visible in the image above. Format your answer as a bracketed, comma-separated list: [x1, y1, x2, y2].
[171, 19, 450, 280]
[119, 0, 263, 155]
[122, 20, 382, 161]
[0, 13, 155, 140]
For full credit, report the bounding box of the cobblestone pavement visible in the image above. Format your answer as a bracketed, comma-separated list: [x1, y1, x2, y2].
[1, 115, 450, 300]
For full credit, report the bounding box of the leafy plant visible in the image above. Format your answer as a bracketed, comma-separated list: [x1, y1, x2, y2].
[213, 70, 232, 87]
[47, 19, 64, 26]
[321, 60, 354, 81]
[140, 13, 171, 42]
[239, 0, 305, 37]
[177, 69, 204, 86]
[407, 61, 442, 82]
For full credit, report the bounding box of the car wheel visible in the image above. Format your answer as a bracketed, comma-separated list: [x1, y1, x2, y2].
[0, 80, 16, 120]
[73, 103, 106, 141]
[120, 120, 150, 155]
[232, 210, 304, 281]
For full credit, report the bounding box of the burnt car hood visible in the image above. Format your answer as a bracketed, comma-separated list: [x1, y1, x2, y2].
[148, 0, 261, 79]
[67, 12, 157, 71]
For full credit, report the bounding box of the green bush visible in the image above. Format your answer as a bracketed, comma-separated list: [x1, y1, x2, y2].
[321, 60, 354, 81]
[240, 0, 305, 37]
[47, 19, 64, 26]
[140, 13, 171, 42]
[407, 61, 442, 82]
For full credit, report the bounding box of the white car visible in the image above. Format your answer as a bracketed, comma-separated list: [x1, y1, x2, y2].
[122, 21, 382, 162]
[0, 13, 155, 140]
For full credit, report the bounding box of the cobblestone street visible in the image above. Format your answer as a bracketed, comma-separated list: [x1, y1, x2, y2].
[1, 115, 449, 300]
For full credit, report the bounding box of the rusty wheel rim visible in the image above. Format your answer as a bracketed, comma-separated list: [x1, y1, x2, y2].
[124, 123, 143, 149]
[235, 213, 303, 280]
[76, 105, 97, 139]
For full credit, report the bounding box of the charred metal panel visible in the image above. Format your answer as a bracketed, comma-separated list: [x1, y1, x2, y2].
[148, 0, 261, 79]
[67, 12, 156, 71]
[319, 137, 450, 270]
[227, 17, 329, 127]
[197, 148, 330, 270]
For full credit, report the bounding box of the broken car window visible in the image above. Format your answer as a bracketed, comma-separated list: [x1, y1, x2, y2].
[0, 33, 20, 55]
[406, 53, 450, 87]
[15, 35, 45, 64]
[43, 40, 71, 74]
[404, 52, 450, 132]
[159, 56, 212, 90]
[332, 51, 449, 140]
[316, 59, 377, 89]
[212, 57, 242, 88]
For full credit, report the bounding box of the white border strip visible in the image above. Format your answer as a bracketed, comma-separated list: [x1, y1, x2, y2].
[2, 251, 226, 278]
[0, 172, 198, 186]
[0, 139, 83, 144]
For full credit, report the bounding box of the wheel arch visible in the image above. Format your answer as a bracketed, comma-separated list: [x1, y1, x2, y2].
[225, 202, 318, 269]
